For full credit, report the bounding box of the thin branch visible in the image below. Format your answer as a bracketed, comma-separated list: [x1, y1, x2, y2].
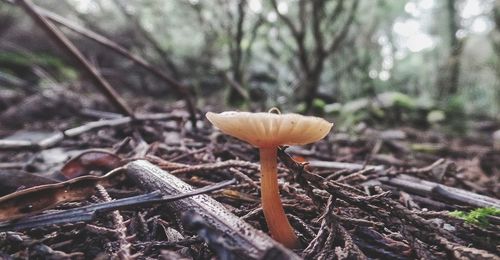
[270, 0, 300, 37]
[325, 0, 345, 27]
[312, 0, 326, 67]
[233, 0, 246, 83]
[112, 0, 180, 78]
[271, 0, 310, 73]
[221, 72, 249, 101]
[326, 0, 359, 55]
[298, 0, 307, 34]
[14, 0, 135, 118]
[242, 14, 264, 66]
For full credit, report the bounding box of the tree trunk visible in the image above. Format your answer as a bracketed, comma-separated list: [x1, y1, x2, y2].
[299, 73, 321, 113]
[493, 1, 500, 113]
[438, 0, 463, 98]
[227, 0, 247, 106]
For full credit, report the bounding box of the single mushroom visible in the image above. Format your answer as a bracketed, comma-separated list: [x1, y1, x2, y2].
[206, 110, 333, 248]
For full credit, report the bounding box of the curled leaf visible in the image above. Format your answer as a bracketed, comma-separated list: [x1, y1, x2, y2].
[0, 167, 126, 221]
[60, 149, 123, 179]
[0, 170, 57, 196]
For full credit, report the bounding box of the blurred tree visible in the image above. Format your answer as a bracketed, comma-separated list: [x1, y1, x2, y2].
[187, 0, 264, 106]
[493, 0, 500, 113]
[269, 0, 359, 112]
[437, 0, 464, 98]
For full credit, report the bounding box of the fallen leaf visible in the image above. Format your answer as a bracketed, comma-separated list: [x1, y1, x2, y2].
[60, 149, 122, 179]
[0, 167, 126, 221]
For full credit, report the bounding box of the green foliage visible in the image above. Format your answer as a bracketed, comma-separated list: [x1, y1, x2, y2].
[312, 98, 326, 110]
[450, 207, 500, 226]
[442, 95, 467, 135]
[427, 110, 446, 124]
[377, 92, 416, 110]
[0, 52, 62, 69]
[311, 98, 327, 115]
[0, 52, 77, 81]
[295, 102, 307, 114]
[444, 95, 466, 116]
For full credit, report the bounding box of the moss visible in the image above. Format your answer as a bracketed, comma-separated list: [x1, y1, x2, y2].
[450, 207, 500, 226]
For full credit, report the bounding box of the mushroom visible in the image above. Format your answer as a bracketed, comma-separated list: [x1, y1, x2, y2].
[206, 110, 333, 248]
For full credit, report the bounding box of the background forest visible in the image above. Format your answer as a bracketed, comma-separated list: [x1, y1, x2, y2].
[1, 0, 499, 131]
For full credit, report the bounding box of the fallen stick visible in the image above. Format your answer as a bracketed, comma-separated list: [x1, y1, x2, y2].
[307, 160, 385, 173]
[379, 174, 500, 208]
[125, 160, 301, 260]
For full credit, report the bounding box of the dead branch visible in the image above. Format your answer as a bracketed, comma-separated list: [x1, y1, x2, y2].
[14, 0, 134, 118]
[307, 160, 385, 173]
[380, 174, 500, 208]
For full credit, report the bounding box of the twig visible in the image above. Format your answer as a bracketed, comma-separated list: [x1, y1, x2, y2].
[337, 216, 384, 229]
[308, 160, 385, 173]
[132, 237, 202, 249]
[80, 108, 123, 119]
[229, 168, 260, 190]
[169, 159, 260, 174]
[96, 184, 132, 259]
[14, 0, 134, 117]
[380, 174, 500, 208]
[241, 206, 263, 220]
[403, 158, 446, 174]
[336, 168, 372, 183]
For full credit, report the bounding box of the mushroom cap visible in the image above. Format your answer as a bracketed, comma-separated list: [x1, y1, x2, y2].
[206, 111, 333, 148]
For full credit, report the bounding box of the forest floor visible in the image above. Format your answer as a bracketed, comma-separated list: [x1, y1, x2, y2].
[0, 93, 499, 259]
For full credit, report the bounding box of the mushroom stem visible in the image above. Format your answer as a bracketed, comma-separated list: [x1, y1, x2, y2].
[259, 147, 299, 248]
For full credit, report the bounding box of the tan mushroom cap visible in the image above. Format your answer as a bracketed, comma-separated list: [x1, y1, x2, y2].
[206, 111, 333, 148]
